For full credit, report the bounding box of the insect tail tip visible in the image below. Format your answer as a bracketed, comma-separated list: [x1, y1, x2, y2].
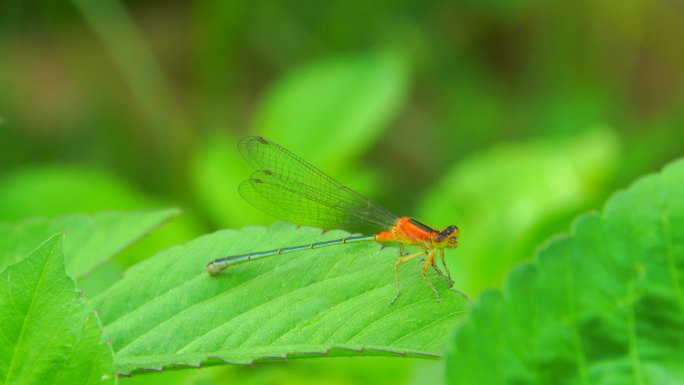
[205, 262, 221, 276]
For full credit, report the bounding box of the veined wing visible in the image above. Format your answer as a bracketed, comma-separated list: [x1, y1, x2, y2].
[238, 136, 398, 231]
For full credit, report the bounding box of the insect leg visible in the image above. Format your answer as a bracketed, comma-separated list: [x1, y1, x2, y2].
[433, 249, 454, 287]
[422, 249, 440, 303]
[390, 251, 424, 305]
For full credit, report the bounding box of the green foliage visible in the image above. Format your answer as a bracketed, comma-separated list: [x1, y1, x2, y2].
[0, 166, 203, 275]
[0, 167, 156, 221]
[3, 1, 684, 384]
[446, 159, 684, 384]
[93, 222, 468, 375]
[191, 134, 270, 228]
[254, 50, 409, 173]
[0, 208, 180, 278]
[0, 234, 114, 385]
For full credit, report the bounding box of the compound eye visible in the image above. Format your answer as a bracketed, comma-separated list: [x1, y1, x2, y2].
[449, 237, 456, 242]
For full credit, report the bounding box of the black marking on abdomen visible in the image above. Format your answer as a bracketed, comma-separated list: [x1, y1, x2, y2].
[408, 218, 434, 232]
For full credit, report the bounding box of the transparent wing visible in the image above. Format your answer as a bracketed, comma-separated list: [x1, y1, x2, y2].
[238, 136, 398, 231]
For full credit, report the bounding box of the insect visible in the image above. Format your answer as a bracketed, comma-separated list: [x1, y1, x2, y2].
[206, 136, 460, 304]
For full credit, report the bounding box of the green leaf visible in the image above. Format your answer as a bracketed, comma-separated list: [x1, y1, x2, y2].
[419, 129, 620, 296]
[0, 167, 202, 272]
[0, 234, 114, 385]
[253, 50, 409, 174]
[93, 223, 468, 375]
[190, 134, 272, 228]
[0, 208, 180, 279]
[0, 166, 157, 221]
[445, 158, 684, 384]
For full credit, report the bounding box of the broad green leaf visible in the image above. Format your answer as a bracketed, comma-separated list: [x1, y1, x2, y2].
[0, 208, 180, 278]
[446, 158, 684, 384]
[419, 129, 620, 296]
[0, 166, 203, 270]
[0, 234, 114, 385]
[94, 223, 468, 375]
[253, 50, 409, 175]
[0, 166, 155, 221]
[190, 134, 272, 228]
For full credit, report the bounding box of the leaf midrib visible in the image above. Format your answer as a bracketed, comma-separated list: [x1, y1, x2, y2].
[4, 240, 57, 384]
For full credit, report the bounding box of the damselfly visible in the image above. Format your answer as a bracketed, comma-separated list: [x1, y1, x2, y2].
[206, 136, 460, 304]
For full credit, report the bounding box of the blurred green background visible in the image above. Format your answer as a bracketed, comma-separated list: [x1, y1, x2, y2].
[1, 1, 683, 384]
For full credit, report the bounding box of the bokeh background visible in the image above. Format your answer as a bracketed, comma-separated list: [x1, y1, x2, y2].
[1, 1, 683, 384]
